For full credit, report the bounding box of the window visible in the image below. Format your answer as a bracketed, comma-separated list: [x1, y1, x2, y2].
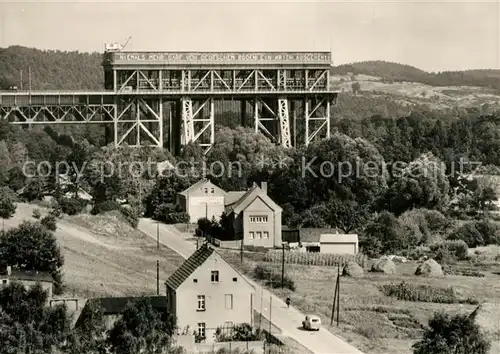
[232, 277, 237, 282]
[256, 231, 262, 239]
[1, 279, 7, 284]
[197, 322, 206, 338]
[225, 294, 233, 309]
[263, 231, 269, 238]
[211, 271, 219, 282]
[249, 231, 254, 239]
[211, 188, 214, 194]
[193, 278, 198, 283]
[204, 188, 208, 193]
[197, 295, 205, 311]
[249, 216, 268, 223]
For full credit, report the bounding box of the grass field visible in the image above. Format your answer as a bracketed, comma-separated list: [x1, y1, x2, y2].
[5, 203, 184, 298]
[220, 249, 500, 354]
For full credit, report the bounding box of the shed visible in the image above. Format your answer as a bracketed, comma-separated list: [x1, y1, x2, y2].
[319, 233, 359, 255]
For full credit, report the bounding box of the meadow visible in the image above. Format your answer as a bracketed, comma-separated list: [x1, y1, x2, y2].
[221, 248, 500, 354]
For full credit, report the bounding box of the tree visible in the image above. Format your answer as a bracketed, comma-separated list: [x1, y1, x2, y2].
[351, 82, 361, 94]
[388, 152, 450, 215]
[0, 221, 64, 293]
[0, 140, 11, 186]
[71, 299, 108, 354]
[0, 192, 16, 231]
[0, 282, 73, 354]
[107, 297, 176, 354]
[413, 310, 490, 354]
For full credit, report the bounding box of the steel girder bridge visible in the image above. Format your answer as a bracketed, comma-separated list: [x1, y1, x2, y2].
[0, 51, 338, 154]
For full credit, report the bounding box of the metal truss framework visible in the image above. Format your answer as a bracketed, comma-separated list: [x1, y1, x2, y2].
[0, 92, 334, 153]
[112, 68, 330, 93]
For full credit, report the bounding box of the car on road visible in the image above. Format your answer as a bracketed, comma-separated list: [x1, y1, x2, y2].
[302, 315, 321, 331]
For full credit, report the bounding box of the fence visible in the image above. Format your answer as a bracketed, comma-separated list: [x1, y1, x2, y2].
[282, 229, 299, 243]
[264, 249, 367, 267]
[207, 236, 242, 249]
[196, 340, 264, 353]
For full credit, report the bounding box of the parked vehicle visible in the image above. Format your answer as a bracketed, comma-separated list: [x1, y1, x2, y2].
[302, 315, 321, 331]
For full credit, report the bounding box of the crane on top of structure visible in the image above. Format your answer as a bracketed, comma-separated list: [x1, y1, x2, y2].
[104, 36, 131, 52]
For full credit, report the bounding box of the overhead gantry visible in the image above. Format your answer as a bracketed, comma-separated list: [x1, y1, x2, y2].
[0, 51, 338, 154]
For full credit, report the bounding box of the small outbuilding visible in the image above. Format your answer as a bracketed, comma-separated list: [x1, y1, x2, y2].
[319, 233, 359, 255]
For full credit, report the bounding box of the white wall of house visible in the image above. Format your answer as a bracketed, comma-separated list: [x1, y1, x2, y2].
[174, 253, 254, 342]
[320, 242, 357, 255]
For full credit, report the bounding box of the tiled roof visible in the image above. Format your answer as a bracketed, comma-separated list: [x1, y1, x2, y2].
[0, 267, 54, 283]
[178, 179, 209, 196]
[300, 228, 344, 243]
[224, 191, 246, 206]
[84, 296, 167, 315]
[165, 243, 215, 290]
[225, 184, 258, 213]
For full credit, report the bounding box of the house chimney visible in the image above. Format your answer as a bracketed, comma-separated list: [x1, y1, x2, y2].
[6, 266, 11, 275]
[261, 182, 267, 194]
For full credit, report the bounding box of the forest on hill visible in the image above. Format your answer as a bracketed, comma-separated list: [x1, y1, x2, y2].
[1, 46, 499, 92]
[331, 60, 500, 91]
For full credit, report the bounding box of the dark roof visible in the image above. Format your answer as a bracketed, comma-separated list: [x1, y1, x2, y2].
[300, 228, 344, 243]
[165, 243, 215, 290]
[85, 296, 167, 315]
[0, 268, 54, 283]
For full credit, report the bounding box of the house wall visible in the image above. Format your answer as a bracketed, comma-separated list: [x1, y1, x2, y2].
[175, 253, 254, 343]
[241, 197, 276, 248]
[184, 182, 226, 223]
[320, 243, 357, 255]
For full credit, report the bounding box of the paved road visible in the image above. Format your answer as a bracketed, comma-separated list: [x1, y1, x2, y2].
[138, 218, 364, 354]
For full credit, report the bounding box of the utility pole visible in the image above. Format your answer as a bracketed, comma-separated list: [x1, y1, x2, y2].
[240, 232, 244, 263]
[156, 222, 159, 250]
[336, 263, 340, 326]
[156, 260, 159, 295]
[268, 296, 272, 335]
[259, 288, 263, 330]
[330, 263, 340, 326]
[281, 243, 285, 288]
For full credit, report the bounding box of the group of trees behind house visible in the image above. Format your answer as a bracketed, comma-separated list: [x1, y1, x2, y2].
[0, 282, 178, 354]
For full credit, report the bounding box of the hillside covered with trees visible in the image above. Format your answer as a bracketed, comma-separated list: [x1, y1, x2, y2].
[1, 46, 499, 92]
[331, 60, 500, 91]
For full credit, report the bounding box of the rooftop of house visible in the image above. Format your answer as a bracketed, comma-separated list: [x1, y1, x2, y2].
[299, 228, 345, 243]
[165, 243, 254, 291]
[225, 182, 280, 215]
[165, 242, 216, 290]
[178, 178, 211, 197]
[84, 296, 167, 315]
[224, 191, 246, 205]
[0, 266, 54, 283]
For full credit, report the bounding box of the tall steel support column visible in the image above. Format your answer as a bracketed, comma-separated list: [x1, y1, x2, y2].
[115, 97, 163, 147]
[304, 98, 309, 146]
[180, 97, 194, 145]
[304, 96, 330, 146]
[179, 97, 214, 154]
[277, 98, 291, 148]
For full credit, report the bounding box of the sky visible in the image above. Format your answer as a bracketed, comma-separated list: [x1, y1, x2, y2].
[0, 0, 499, 72]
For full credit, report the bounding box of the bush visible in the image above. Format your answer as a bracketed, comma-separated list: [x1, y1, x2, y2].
[32, 208, 41, 219]
[59, 197, 86, 216]
[447, 222, 484, 248]
[153, 203, 190, 224]
[474, 219, 500, 245]
[378, 281, 477, 304]
[164, 212, 190, 224]
[430, 240, 469, 261]
[91, 200, 120, 215]
[49, 206, 62, 219]
[408, 246, 432, 260]
[119, 206, 140, 228]
[40, 215, 57, 231]
[253, 264, 296, 291]
[412, 310, 491, 354]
